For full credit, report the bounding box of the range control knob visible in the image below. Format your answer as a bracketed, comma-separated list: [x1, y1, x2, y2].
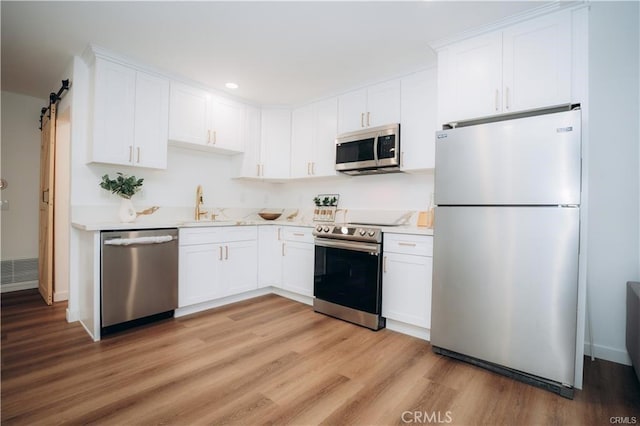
[323, 226, 330, 233]
[316, 226, 323, 232]
[359, 229, 367, 236]
[368, 230, 376, 237]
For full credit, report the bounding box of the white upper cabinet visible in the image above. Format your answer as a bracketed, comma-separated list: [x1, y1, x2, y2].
[400, 68, 438, 171]
[259, 108, 291, 179]
[337, 80, 401, 134]
[168, 83, 210, 146]
[437, 9, 572, 124]
[133, 72, 170, 169]
[235, 105, 262, 178]
[210, 96, 245, 152]
[91, 57, 169, 169]
[290, 97, 338, 179]
[502, 11, 572, 113]
[438, 32, 502, 124]
[290, 104, 313, 179]
[168, 82, 245, 154]
[235, 107, 290, 179]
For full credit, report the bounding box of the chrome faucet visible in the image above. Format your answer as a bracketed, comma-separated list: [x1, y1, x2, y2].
[195, 185, 208, 221]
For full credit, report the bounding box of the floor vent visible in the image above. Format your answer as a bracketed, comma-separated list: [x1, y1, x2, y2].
[1, 258, 38, 285]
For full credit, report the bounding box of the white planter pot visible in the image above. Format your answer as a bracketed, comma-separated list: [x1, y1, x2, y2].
[118, 198, 137, 223]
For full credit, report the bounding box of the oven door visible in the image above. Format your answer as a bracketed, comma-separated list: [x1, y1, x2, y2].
[313, 239, 382, 314]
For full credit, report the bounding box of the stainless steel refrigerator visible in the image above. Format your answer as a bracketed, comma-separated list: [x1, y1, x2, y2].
[431, 105, 581, 398]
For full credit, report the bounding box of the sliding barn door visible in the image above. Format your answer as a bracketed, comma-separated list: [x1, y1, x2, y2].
[38, 104, 56, 305]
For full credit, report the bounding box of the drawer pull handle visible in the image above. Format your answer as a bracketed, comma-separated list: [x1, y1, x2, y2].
[282, 243, 286, 256]
[225, 245, 229, 260]
[383, 256, 387, 273]
[219, 246, 223, 260]
[398, 242, 417, 247]
[293, 233, 304, 237]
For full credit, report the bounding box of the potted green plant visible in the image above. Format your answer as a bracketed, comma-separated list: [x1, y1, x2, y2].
[99, 173, 144, 222]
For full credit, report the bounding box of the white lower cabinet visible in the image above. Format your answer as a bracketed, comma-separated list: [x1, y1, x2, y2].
[382, 233, 433, 328]
[258, 226, 282, 288]
[179, 227, 257, 308]
[179, 243, 224, 306]
[225, 240, 259, 295]
[280, 227, 314, 297]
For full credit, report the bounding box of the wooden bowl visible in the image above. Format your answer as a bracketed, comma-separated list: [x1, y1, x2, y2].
[258, 212, 282, 221]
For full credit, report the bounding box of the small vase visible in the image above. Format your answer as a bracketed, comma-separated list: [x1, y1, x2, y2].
[118, 198, 137, 223]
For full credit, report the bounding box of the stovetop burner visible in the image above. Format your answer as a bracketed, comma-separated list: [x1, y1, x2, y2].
[313, 223, 382, 243]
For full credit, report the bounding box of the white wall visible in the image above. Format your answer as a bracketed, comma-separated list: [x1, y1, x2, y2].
[586, 1, 640, 365]
[0, 91, 46, 260]
[272, 172, 434, 212]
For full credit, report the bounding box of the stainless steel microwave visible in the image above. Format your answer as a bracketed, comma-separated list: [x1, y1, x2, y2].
[335, 123, 401, 175]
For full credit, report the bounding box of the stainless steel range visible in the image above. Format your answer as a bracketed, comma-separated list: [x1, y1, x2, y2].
[313, 224, 385, 330]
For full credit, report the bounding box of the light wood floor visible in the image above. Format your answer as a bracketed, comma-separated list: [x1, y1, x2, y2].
[2, 290, 639, 425]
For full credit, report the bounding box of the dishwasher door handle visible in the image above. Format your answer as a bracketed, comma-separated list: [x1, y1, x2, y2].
[104, 235, 176, 246]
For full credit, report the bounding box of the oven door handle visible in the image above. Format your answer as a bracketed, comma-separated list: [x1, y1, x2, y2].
[314, 238, 380, 254]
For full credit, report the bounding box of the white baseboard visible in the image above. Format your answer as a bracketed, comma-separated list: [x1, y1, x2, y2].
[271, 287, 313, 306]
[66, 308, 79, 323]
[54, 291, 69, 302]
[175, 288, 272, 318]
[0, 280, 38, 293]
[584, 342, 632, 366]
[386, 319, 431, 341]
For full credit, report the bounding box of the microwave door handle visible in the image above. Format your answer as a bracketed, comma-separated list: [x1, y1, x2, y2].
[373, 133, 379, 165]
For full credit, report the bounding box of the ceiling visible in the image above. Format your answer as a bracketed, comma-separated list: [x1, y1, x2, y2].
[1, 1, 548, 106]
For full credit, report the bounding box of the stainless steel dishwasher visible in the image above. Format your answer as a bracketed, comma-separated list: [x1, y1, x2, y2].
[101, 228, 178, 333]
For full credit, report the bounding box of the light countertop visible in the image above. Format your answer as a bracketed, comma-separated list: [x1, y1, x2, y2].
[71, 219, 433, 236]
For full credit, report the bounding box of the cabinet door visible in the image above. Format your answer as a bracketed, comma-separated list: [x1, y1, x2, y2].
[400, 69, 437, 171]
[442, 31, 503, 123]
[92, 59, 136, 166]
[258, 226, 282, 288]
[133, 72, 169, 169]
[210, 97, 245, 153]
[290, 105, 314, 178]
[224, 240, 258, 296]
[236, 106, 262, 178]
[281, 241, 314, 297]
[178, 244, 223, 307]
[260, 109, 291, 179]
[168, 83, 210, 146]
[366, 79, 401, 128]
[502, 11, 571, 113]
[382, 252, 432, 328]
[312, 97, 338, 177]
[337, 88, 367, 134]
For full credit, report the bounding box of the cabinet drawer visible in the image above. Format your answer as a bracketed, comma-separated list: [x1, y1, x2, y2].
[384, 233, 433, 257]
[223, 226, 257, 242]
[180, 227, 224, 245]
[281, 226, 314, 243]
[180, 226, 257, 246]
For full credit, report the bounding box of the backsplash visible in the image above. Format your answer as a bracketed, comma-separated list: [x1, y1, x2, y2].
[74, 144, 435, 215]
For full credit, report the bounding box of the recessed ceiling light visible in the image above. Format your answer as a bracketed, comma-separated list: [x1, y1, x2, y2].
[225, 82, 239, 89]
